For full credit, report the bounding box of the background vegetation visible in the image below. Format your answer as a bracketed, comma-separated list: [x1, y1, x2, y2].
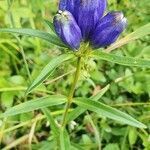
[0, 0, 150, 149]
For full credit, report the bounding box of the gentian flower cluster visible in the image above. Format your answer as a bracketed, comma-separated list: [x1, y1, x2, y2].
[53, 0, 127, 51]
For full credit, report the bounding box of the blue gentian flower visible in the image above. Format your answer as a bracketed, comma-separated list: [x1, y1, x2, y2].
[54, 0, 127, 51]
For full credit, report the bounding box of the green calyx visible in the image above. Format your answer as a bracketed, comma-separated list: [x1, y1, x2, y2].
[75, 42, 93, 58]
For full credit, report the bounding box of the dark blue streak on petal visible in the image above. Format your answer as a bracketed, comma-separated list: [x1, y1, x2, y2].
[76, 0, 107, 40]
[59, 0, 79, 18]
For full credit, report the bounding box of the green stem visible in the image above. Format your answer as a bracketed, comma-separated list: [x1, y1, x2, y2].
[62, 56, 82, 127]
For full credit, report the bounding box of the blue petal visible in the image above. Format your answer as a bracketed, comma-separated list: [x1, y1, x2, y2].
[76, 0, 107, 40]
[53, 10, 82, 50]
[59, 0, 78, 17]
[91, 11, 127, 48]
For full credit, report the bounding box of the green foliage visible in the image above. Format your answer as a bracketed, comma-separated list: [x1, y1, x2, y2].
[42, 108, 59, 137]
[74, 98, 146, 128]
[0, 95, 67, 118]
[0, 28, 66, 47]
[59, 128, 71, 150]
[26, 54, 74, 94]
[93, 51, 150, 67]
[0, 0, 149, 150]
[67, 85, 110, 122]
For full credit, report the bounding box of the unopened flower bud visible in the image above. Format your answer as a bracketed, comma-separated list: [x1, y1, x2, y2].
[91, 11, 127, 48]
[53, 10, 82, 50]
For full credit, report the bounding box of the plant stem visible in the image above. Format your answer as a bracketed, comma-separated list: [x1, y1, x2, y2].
[62, 56, 82, 127]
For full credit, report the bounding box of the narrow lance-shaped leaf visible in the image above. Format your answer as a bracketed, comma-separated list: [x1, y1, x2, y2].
[106, 23, 150, 52]
[0, 28, 67, 48]
[0, 95, 67, 118]
[67, 85, 110, 122]
[93, 51, 150, 68]
[42, 108, 59, 137]
[26, 54, 74, 94]
[74, 98, 146, 128]
[59, 128, 71, 150]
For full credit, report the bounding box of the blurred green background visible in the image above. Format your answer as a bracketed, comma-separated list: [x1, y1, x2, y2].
[0, 0, 150, 149]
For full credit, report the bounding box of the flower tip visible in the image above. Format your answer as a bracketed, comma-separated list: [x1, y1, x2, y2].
[109, 11, 125, 22]
[58, 10, 63, 14]
[109, 11, 128, 28]
[114, 11, 124, 19]
[122, 17, 128, 25]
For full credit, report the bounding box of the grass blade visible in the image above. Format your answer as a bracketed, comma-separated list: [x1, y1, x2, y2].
[74, 98, 147, 128]
[93, 51, 150, 68]
[26, 54, 74, 94]
[0, 95, 67, 118]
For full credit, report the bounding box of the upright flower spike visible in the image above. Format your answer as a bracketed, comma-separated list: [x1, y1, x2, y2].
[53, 10, 82, 50]
[91, 11, 127, 48]
[76, 0, 107, 40]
